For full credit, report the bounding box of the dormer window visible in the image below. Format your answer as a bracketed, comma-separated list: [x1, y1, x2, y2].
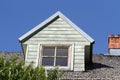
[42, 46, 68, 66]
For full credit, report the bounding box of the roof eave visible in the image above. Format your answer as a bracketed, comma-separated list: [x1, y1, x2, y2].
[19, 11, 61, 42]
[19, 11, 95, 43]
[57, 11, 95, 43]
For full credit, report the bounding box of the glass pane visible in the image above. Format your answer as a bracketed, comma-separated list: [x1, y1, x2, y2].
[42, 57, 54, 66]
[56, 57, 68, 66]
[56, 47, 68, 56]
[43, 47, 55, 56]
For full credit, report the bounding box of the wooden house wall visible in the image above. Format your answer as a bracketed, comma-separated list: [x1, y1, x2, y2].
[23, 17, 90, 71]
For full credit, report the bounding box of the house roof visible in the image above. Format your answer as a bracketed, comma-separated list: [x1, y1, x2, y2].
[19, 11, 94, 43]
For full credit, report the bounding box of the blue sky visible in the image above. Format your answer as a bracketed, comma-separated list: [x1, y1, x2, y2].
[0, 0, 120, 54]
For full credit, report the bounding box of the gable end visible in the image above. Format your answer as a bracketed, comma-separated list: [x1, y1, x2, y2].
[19, 11, 94, 43]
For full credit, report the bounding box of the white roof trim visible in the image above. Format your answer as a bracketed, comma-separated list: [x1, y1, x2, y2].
[19, 11, 94, 43]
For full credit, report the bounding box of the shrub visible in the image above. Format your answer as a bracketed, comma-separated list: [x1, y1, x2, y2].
[0, 56, 64, 80]
[47, 67, 64, 80]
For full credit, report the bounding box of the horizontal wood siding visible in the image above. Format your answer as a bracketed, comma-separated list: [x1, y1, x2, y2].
[24, 17, 90, 71]
[25, 44, 38, 67]
[74, 44, 85, 71]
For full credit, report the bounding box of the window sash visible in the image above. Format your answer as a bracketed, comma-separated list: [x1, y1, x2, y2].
[42, 57, 54, 66]
[42, 46, 69, 66]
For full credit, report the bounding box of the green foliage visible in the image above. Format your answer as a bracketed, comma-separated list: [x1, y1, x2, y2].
[0, 56, 64, 80]
[47, 67, 64, 80]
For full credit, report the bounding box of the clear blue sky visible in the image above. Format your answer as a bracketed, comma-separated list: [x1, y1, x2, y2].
[0, 0, 120, 54]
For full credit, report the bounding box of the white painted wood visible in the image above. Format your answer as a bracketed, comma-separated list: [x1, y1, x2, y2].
[27, 55, 37, 59]
[38, 42, 73, 46]
[70, 44, 74, 70]
[43, 28, 74, 31]
[19, 11, 94, 43]
[46, 25, 71, 28]
[74, 49, 84, 53]
[44, 66, 70, 70]
[39, 43, 72, 69]
[74, 46, 84, 69]
[28, 49, 37, 52]
[25, 40, 88, 45]
[22, 17, 92, 71]
[25, 45, 29, 66]
[75, 42, 90, 45]
[75, 56, 84, 60]
[28, 50, 37, 53]
[74, 67, 85, 71]
[35, 44, 40, 67]
[74, 53, 84, 56]
[37, 31, 80, 35]
[74, 59, 84, 63]
[33, 35, 83, 38]
[27, 44, 38, 47]
[25, 44, 38, 67]
[74, 64, 84, 68]
[22, 44, 27, 55]
[75, 46, 84, 49]
[25, 40, 87, 44]
[38, 44, 43, 66]
[25, 59, 37, 63]
[50, 22, 70, 25]
[75, 48, 84, 52]
[28, 38, 87, 41]
[28, 54, 37, 56]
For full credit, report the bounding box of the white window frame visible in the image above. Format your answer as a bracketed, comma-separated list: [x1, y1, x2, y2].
[38, 42, 74, 70]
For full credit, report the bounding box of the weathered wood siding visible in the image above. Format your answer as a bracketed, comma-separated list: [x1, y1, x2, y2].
[23, 17, 90, 71]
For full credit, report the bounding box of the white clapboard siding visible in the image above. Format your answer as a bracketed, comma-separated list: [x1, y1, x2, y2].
[27, 55, 37, 59]
[44, 27, 74, 31]
[47, 25, 71, 28]
[51, 21, 68, 25]
[25, 41, 86, 44]
[33, 34, 83, 38]
[74, 52, 84, 56]
[24, 17, 90, 71]
[27, 51, 37, 53]
[37, 31, 80, 35]
[74, 48, 84, 53]
[74, 59, 84, 64]
[73, 43, 85, 71]
[74, 63, 85, 71]
[28, 38, 87, 41]
[25, 44, 38, 67]
[75, 42, 90, 45]
[74, 64, 84, 68]
[74, 68, 84, 71]
[75, 55, 84, 60]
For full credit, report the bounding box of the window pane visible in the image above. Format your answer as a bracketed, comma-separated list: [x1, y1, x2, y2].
[56, 47, 68, 56]
[56, 57, 68, 66]
[42, 57, 54, 66]
[43, 47, 55, 56]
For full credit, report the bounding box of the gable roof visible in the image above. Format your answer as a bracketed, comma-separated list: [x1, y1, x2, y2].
[19, 11, 94, 43]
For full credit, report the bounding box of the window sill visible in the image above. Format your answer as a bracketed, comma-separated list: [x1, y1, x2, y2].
[44, 66, 70, 70]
